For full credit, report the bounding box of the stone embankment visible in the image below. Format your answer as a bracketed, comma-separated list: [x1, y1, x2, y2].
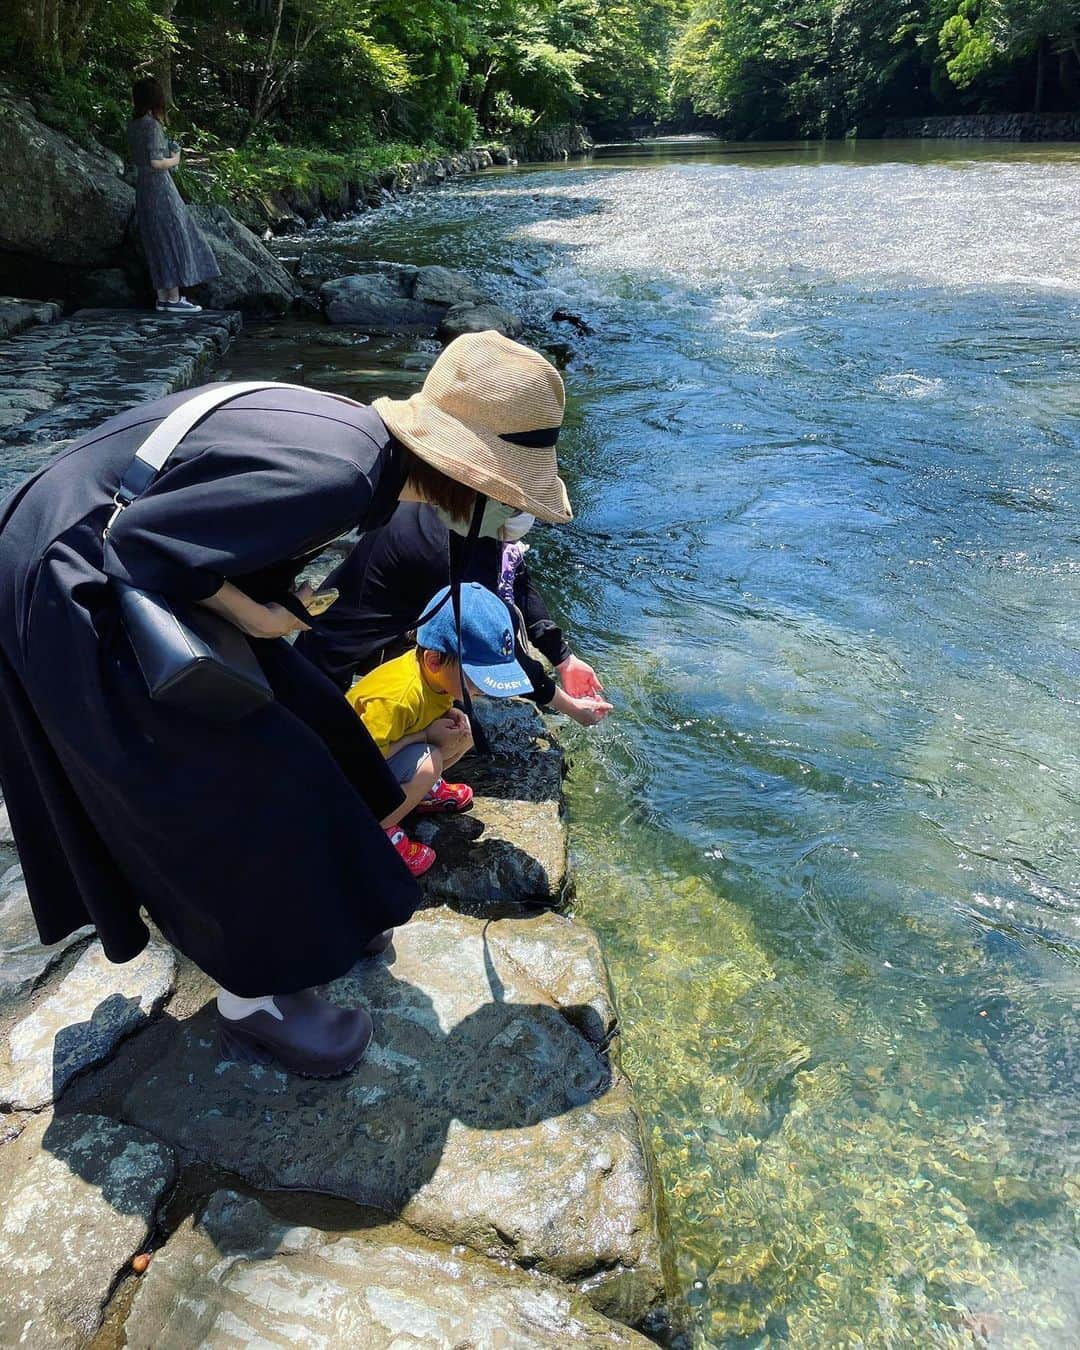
[883, 112, 1080, 140]
[0, 302, 679, 1346]
[0, 298, 241, 494]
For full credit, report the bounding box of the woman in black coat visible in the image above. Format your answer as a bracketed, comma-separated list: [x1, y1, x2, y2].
[296, 502, 610, 726]
[0, 333, 571, 1076]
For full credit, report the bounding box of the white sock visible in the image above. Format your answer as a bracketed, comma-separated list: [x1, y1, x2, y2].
[217, 990, 284, 1022]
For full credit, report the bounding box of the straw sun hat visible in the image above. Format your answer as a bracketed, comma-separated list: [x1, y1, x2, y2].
[373, 330, 572, 524]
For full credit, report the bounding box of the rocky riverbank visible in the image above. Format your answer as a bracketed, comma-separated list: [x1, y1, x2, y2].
[234, 123, 593, 239]
[883, 112, 1080, 140]
[0, 301, 680, 1346]
[0, 85, 590, 316]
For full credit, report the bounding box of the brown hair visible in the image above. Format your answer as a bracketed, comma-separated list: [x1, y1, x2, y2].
[132, 77, 167, 121]
[399, 446, 477, 525]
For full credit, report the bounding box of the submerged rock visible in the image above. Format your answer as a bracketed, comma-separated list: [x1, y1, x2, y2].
[0, 1112, 175, 1349]
[439, 302, 524, 341]
[553, 308, 596, 336]
[320, 272, 444, 333]
[123, 1189, 654, 1348]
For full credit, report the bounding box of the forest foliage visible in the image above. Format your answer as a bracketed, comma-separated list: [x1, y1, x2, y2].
[1, 0, 1077, 166]
[670, 2, 1080, 138]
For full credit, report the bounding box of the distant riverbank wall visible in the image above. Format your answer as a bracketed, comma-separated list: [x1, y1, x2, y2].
[883, 113, 1080, 141]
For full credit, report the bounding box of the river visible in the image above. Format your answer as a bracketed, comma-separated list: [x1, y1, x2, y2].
[226, 139, 1080, 1347]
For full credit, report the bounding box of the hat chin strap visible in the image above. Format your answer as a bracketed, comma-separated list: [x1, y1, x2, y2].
[450, 496, 491, 757]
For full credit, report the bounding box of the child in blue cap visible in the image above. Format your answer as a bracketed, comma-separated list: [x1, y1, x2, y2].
[346, 582, 532, 876]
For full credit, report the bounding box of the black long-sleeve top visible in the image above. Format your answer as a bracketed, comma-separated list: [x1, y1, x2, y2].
[296, 503, 570, 702]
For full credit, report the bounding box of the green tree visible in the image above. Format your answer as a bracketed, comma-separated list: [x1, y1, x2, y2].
[671, 1, 927, 138]
[937, 1, 1080, 109]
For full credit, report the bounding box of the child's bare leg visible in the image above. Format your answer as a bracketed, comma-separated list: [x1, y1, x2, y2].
[381, 746, 442, 830]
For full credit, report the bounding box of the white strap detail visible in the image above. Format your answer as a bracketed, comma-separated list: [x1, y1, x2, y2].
[133, 380, 342, 473]
[102, 380, 367, 542]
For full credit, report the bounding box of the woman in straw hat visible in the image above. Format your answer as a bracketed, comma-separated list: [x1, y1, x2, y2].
[0, 331, 570, 1077]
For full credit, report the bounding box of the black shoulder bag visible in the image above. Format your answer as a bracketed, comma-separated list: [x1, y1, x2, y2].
[104, 381, 304, 724]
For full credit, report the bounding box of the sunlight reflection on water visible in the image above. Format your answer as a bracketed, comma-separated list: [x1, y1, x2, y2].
[288, 143, 1080, 1346]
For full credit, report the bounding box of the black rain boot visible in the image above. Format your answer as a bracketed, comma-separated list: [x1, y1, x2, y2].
[217, 989, 373, 1077]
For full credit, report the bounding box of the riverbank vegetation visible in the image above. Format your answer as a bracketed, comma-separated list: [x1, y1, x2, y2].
[670, 2, 1080, 138]
[0, 1, 681, 167]
[0, 1, 1076, 190]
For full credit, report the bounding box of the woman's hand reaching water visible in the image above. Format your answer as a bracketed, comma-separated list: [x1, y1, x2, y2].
[556, 653, 604, 699]
[550, 686, 613, 727]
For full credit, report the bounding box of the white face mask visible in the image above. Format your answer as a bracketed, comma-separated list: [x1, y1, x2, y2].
[434, 500, 520, 539]
[499, 512, 535, 543]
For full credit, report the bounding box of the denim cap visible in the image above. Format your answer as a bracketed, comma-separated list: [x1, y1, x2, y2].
[416, 583, 532, 698]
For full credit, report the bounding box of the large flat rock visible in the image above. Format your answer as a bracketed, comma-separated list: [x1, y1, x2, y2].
[320, 272, 444, 332]
[123, 1189, 654, 1349]
[78, 907, 668, 1329]
[1, 939, 176, 1110]
[0, 1112, 175, 1348]
[0, 863, 91, 1015]
[417, 700, 568, 911]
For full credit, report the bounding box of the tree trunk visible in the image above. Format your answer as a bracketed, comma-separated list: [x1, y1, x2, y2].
[151, 1, 178, 110]
[242, 0, 285, 145]
[1033, 37, 1046, 114]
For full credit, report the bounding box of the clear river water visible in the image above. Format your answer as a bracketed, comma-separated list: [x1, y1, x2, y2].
[234, 139, 1080, 1347]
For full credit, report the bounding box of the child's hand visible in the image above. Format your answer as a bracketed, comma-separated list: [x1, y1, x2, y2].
[426, 716, 464, 747]
[557, 653, 604, 699]
[444, 707, 471, 736]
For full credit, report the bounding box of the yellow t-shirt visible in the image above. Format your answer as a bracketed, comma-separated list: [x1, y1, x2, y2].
[346, 650, 453, 756]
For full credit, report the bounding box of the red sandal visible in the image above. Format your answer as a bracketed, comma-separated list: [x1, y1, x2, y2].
[384, 826, 436, 877]
[413, 777, 474, 815]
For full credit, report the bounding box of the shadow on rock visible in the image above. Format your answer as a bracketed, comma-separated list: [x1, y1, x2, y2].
[416, 816, 565, 913]
[49, 950, 609, 1251]
[44, 911, 666, 1321]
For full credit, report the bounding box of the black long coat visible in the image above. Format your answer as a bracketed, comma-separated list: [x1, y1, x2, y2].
[0, 384, 418, 997]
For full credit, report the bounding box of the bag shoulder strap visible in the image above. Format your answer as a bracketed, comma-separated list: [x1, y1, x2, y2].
[104, 380, 355, 539]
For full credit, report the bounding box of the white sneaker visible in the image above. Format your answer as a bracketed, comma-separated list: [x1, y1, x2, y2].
[156, 298, 203, 314]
